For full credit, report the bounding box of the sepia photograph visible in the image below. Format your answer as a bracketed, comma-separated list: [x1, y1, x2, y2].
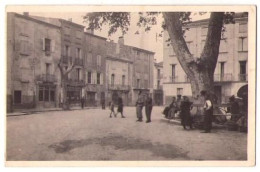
[4, 5, 256, 166]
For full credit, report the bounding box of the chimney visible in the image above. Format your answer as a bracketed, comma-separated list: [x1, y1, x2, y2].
[23, 12, 29, 16]
[118, 36, 124, 45]
[68, 18, 72, 22]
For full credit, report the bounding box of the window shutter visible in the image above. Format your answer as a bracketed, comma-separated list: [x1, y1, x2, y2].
[42, 38, 45, 51]
[51, 40, 55, 52]
[100, 73, 103, 85]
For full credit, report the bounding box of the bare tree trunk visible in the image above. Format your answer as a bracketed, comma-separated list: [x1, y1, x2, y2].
[163, 12, 224, 98]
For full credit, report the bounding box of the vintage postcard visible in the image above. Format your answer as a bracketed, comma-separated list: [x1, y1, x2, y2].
[5, 5, 256, 166]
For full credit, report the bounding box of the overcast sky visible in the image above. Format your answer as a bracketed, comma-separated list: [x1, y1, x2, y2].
[30, 12, 210, 62]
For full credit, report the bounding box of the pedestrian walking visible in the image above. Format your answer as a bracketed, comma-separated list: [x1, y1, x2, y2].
[136, 91, 144, 122]
[116, 96, 125, 118]
[180, 96, 193, 130]
[101, 99, 105, 110]
[81, 96, 85, 109]
[200, 91, 213, 133]
[109, 101, 116, 118]
[145, 93, 153, 123]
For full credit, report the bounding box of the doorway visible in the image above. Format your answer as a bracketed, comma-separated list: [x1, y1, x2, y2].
[14, 90, 22, 104]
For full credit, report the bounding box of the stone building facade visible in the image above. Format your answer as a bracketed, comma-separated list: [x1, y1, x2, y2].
[84, 32, 107, 106]
[163, 13, 248, 104]
[7, 13, 61, 111]
[7, 13, 155, 111]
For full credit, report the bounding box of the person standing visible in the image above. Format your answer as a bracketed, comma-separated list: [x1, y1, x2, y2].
[168, 97, 177, 119]
[145, 94, 153, 123]
[81, 96, 85, 109]
[136, 91, 144, 122]
[180, 96, 193, 129]
[201, 91, 213, 133]
[109, 101, 116, 118]
[116, 96, 125, 118]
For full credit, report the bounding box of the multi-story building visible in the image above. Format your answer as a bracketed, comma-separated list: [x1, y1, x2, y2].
[106, 37, 133, 105]
[7, 12, 61, 111]
[163, 12, 248, 104]
[153, 61, 163, 105]
[7, 13, 155, 111]
[106, 37, 154, 106]
[84, 31, 107, 106]
[132, 46, 154, 105]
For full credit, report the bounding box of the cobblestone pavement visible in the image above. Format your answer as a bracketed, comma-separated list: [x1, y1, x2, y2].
[6, 106, 247, 161]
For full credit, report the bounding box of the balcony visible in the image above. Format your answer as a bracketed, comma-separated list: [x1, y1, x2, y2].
[214, 74, 232, 82]
[108, 84, 130, 91]
[61, 56, 83, 66]
[238, 74, 248, 82]
[67, 79, 85, 86]
[169, 76, 178, 83]
[36, 74, 57, 83]
[74, 58, 83, 66]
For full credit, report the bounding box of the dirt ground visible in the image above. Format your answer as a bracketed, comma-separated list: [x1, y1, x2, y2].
[6, 106, 247, 161]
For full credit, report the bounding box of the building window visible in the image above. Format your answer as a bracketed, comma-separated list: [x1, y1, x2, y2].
[64, 26, 70, 36]
[144, 79, 148, 88]
[111, 74, 115, 85]
[177, 88, 183, 95]
[76, 68, 80, 81]
[97, 73, 101, 85]
[157, 80, 160, 89]
[220, 62, 225, 80]
[46, 63, 51, 75]
[76, 48, 81, 59]
[14, 90, 22, 104]
[171, 64, 176, 82]
[97, 55, 101, 66]
[87, 53, 92, 65]
[137, 79, 140, 88]
[239, 61, 247, 81]
[87, 71, 92, 84]
[122, 75, 125, 86]
[38, 85, 55, 102]
[239, 23, 247, 33]
[76, 30, 81, 39]
[238, 37, 248, 52]
[65, 45, 70, 57]
[20, 40, 30, 55]
[44, 38, 51, 55]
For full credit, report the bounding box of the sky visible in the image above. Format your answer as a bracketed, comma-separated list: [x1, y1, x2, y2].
[30, 12, 210, 62]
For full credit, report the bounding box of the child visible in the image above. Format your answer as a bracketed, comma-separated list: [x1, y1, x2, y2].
[109, 101, 116, 118]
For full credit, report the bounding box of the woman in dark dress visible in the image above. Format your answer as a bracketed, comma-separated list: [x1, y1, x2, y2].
[180, 96, 193, 130]
[116, 96, 125, 118]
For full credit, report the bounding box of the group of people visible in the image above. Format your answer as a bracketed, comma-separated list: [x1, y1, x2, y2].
[163, 91, 214, 133]
[136, 91, 153, 123]
[108, 91, 153, 123]
[108, 96, 125, 118]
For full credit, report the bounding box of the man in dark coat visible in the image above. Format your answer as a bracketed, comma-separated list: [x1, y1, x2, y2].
[180, 96, 193, 129]
[145, 94, 153, 123]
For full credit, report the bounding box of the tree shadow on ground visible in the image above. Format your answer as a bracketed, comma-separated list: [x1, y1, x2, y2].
[48, 135, 189, 160]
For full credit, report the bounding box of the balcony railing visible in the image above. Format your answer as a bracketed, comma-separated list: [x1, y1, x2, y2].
[108, 84, 130, 91]
[61, 56, 83, 66]
[67, 79, 85, 86]
[238, 74, 248, 82]
[214, 74, 232, 82]
[169, 76, 178, 83]
[74, 58, 83, 66]
[36, 74, 57, 83]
